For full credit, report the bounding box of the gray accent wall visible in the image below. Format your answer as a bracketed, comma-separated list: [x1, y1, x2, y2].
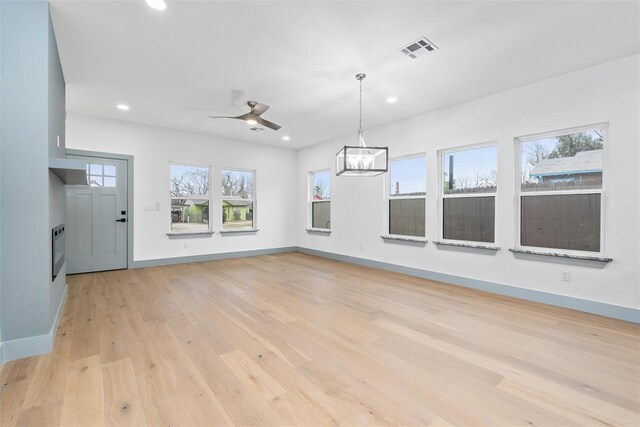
[0, 0, 3, 346]
[1, 1, 67, 348]
[48, 7, 67, 329]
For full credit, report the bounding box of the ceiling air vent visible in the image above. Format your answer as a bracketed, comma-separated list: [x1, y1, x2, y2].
[400, 37, 438, 59]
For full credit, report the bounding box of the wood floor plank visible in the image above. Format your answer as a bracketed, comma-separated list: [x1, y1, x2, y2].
[1, 253, 638, 426]
[59, 355, 105, 427]
[144, 320, 235, 426]
[220, 349, 287, 401]
[0, 356, 39, 427]
[102, 358, 147, 427]
[1, 378, 33, 427]
[21, 355, 69, 409]
[15, 400, 63, 427]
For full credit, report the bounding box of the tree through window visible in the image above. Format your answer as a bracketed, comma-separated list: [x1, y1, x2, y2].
[518, 127, 605, 252]
[221, 169, 255, 230]
[310, 170, 330, 229]
[170, 164, 210, 232]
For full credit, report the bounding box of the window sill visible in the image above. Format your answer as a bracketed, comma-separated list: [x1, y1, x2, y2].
[166, 230, 215, 237]
[306, 228, 331, 235]
[219, 228, 259, 235]
[433, 241, 500, 251]
[509, 248, 612, 263]
[381, 235, 427, 245]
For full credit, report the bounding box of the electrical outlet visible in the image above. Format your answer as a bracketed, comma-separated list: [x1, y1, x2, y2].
[359, 244, 364, 251]
[183, 242, 189, 249]
[561, 271, 571, 282]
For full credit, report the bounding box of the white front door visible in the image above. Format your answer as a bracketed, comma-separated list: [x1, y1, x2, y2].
[65, 156, 128, 274]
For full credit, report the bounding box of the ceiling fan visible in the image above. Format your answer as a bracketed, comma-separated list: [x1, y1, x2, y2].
[209, 101, 281, 130]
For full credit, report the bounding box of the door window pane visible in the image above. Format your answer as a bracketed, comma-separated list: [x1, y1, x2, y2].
[89, 164, 102, 175]
[86, 163, 116, 187]
[89, 176, 103, 187]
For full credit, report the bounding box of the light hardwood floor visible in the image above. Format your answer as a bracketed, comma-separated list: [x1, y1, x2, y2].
[2, 253, 639, 426]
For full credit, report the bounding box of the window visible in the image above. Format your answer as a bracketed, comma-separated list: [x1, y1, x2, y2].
[221, 169, 255, 230]
[310, 170, 330, 229]
[87, 163, 116, 187]
[170, 164, 210, 232]
[441, 144, 497, 243]
[387, 155, 426, 237]
[518, 125, 605, 253]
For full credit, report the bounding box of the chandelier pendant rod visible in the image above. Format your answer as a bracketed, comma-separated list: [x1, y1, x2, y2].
[356, 73, 366, 148]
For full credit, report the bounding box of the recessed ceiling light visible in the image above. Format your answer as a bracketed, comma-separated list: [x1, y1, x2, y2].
[145, 0, 167, 11]
[246, 119, 258, 125]
[386, 97, 398, 104]
[116, 104, 130, 111]
[282, 135, 291, 141]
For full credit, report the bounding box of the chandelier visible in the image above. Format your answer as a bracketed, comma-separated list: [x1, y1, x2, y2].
[336, 73, 388, 176]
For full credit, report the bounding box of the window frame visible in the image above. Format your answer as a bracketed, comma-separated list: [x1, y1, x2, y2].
[438, 141, 499, 245]
[384, 153, 427, 238]
[309, 169, 331, 230]
[515, 123, 607, 256]
[220, 167, 257, 231]
[169, 162, 212, 233]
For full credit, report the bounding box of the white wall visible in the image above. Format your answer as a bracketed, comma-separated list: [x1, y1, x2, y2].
[296, 55, 640, 309]
[65, 55, 638, 311]
[66, 115, 297, 262]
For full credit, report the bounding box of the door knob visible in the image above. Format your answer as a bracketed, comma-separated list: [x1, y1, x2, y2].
[116, 218, 127, 223]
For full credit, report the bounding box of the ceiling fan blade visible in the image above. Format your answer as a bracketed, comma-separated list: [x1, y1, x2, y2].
[256, 116, 281, 130]
[209, 113, 251, 120]
[248, 102, 270, 116]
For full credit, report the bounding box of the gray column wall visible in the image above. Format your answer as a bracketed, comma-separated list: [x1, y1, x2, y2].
[1, 0, 66, 343]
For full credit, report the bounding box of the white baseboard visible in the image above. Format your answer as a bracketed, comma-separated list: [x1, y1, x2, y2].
[0, 284, 68, 364]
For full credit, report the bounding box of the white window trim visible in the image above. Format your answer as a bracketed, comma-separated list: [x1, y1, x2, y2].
[514, 123, 608, 257]
[169, 162, 213, 233]
[220, 167, 257, 231]
[384, 153, 427, 238]
[438, 141, 499, 245]
[309, 169, 331, 230]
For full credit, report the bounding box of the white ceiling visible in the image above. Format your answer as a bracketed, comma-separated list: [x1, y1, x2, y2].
[51, 0, 639, 149]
